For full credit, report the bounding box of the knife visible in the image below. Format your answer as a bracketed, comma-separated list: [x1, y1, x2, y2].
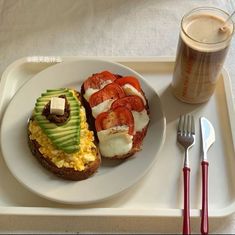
[200, 117, 215, 235]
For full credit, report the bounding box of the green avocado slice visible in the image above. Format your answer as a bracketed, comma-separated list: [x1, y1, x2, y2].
[34, 88, 81, 153]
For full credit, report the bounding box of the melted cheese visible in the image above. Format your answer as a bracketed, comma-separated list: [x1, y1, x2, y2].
[122, 84, 146, 105]
[97, 126, 133, 157]
[132, 110, 149, 132]
[92, 99, 113, 118]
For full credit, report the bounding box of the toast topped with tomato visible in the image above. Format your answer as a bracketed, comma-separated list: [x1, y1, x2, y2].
[81, 71, 150, 159]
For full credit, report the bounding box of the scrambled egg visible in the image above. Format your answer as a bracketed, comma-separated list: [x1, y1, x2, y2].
[29, 105, 97, 171]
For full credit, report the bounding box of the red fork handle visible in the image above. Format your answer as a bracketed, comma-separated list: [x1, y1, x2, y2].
[183, 167, 191, 235]
[201, 161, 209, 235]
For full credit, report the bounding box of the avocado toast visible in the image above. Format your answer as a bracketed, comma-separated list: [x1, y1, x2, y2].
[27, 88, 101, 181]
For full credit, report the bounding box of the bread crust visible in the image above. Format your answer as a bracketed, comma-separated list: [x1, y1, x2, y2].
[81, 81, 150, 160]
[28, 90, 101, 181]
[27, 130, 101, 181]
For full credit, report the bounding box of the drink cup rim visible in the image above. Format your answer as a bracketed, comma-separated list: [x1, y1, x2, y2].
[181, 7, 234, 45]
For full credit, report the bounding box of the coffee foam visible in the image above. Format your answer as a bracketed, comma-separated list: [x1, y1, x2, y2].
[181, 13, 233, 52]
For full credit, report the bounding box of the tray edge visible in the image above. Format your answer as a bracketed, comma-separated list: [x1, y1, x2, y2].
[0, 56, 235, 218]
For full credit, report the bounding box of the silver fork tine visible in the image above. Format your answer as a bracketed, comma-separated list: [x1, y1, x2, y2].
[183, 115, 187, 134]
[191, 116, 195, 135]
[187, 115, 191, 135]
[178, 115, 183, 133]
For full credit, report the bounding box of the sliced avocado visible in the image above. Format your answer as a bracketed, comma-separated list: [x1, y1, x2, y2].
[47, 129, 78, 138]
[62, 145, 79, 153]
[36, 96, 75, 103]
[70, 110, 79, 115]
[34, 115, 48, 121]
[57, 139, 78, 147]
[34, 107, 43, 113]
[41, 93, 72, 98]
[34, 88, 81, 153]
[36, 100, 78, 106]
[41, 89, 69, 96]
[46, 88, 66, 92]
[38, 119, 79, 126]
[45, 125, 79, 133]
[53, 133, 78, 143]
[45, 88, 67, 94]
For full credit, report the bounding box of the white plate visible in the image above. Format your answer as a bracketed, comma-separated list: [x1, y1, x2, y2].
[0, 59, 166, 204]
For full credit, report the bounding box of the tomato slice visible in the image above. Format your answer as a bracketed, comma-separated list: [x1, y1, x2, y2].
[89, 83, 125, 107]
[84, 71, 117, 90]
[95, 107, 134, 135]
[114, 74, 123, 79]
[114, 76, 142, 91]
[111, 95, 145, 112]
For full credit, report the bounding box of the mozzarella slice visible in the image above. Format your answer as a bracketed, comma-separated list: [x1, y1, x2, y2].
[122, 84, 146, 105]
[84, 88, 98, 101]
[132, 110, 150, 132]
[92, 99, 114, 118]
[97, 126, 133, 157]
[83, 80, 113, 101]
[98, 125, 129, 141]
[101, 79, 114, 88]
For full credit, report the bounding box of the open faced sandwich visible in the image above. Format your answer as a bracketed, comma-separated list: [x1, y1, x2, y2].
[81, 71, 150, 159]
[27, 88, 101, 181]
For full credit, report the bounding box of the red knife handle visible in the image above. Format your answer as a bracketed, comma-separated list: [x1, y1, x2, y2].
[183, 167, 191, 235]
[201, 161, 209, 235]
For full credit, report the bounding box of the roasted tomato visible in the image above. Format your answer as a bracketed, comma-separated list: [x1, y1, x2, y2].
[114, 76, 142, 91]
[83, 71, 117, 90]
[95, 107, 134, 135]
[89, 83, 125, 107]
[114, 74, 123, 79]
[133, 126, 148, 149]
[111, 95, 145, 112]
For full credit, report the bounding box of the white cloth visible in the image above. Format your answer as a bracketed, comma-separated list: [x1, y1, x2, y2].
[1, 0, 235, 233]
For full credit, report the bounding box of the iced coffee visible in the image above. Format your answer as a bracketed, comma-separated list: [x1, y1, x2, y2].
[172, 7, 234, 104]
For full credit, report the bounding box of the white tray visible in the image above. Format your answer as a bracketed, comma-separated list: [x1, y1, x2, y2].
[0, 56, 235, 218]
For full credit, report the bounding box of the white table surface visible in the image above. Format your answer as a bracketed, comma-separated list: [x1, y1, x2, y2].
[1, 0, 235, 233]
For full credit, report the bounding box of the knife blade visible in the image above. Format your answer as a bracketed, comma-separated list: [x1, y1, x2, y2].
[200, 117, 215, 161]
[200, 117, 215, 235]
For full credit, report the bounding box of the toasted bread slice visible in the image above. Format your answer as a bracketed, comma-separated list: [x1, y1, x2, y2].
[28, 130, 101, 180]
[81, 76, 150, 160]
[27, 89, 101, 181]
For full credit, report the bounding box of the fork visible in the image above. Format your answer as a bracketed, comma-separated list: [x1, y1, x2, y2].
[177, 115, 195, 235]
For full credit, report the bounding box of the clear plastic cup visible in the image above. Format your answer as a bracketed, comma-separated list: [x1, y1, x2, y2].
[172, 7, 234, 104]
